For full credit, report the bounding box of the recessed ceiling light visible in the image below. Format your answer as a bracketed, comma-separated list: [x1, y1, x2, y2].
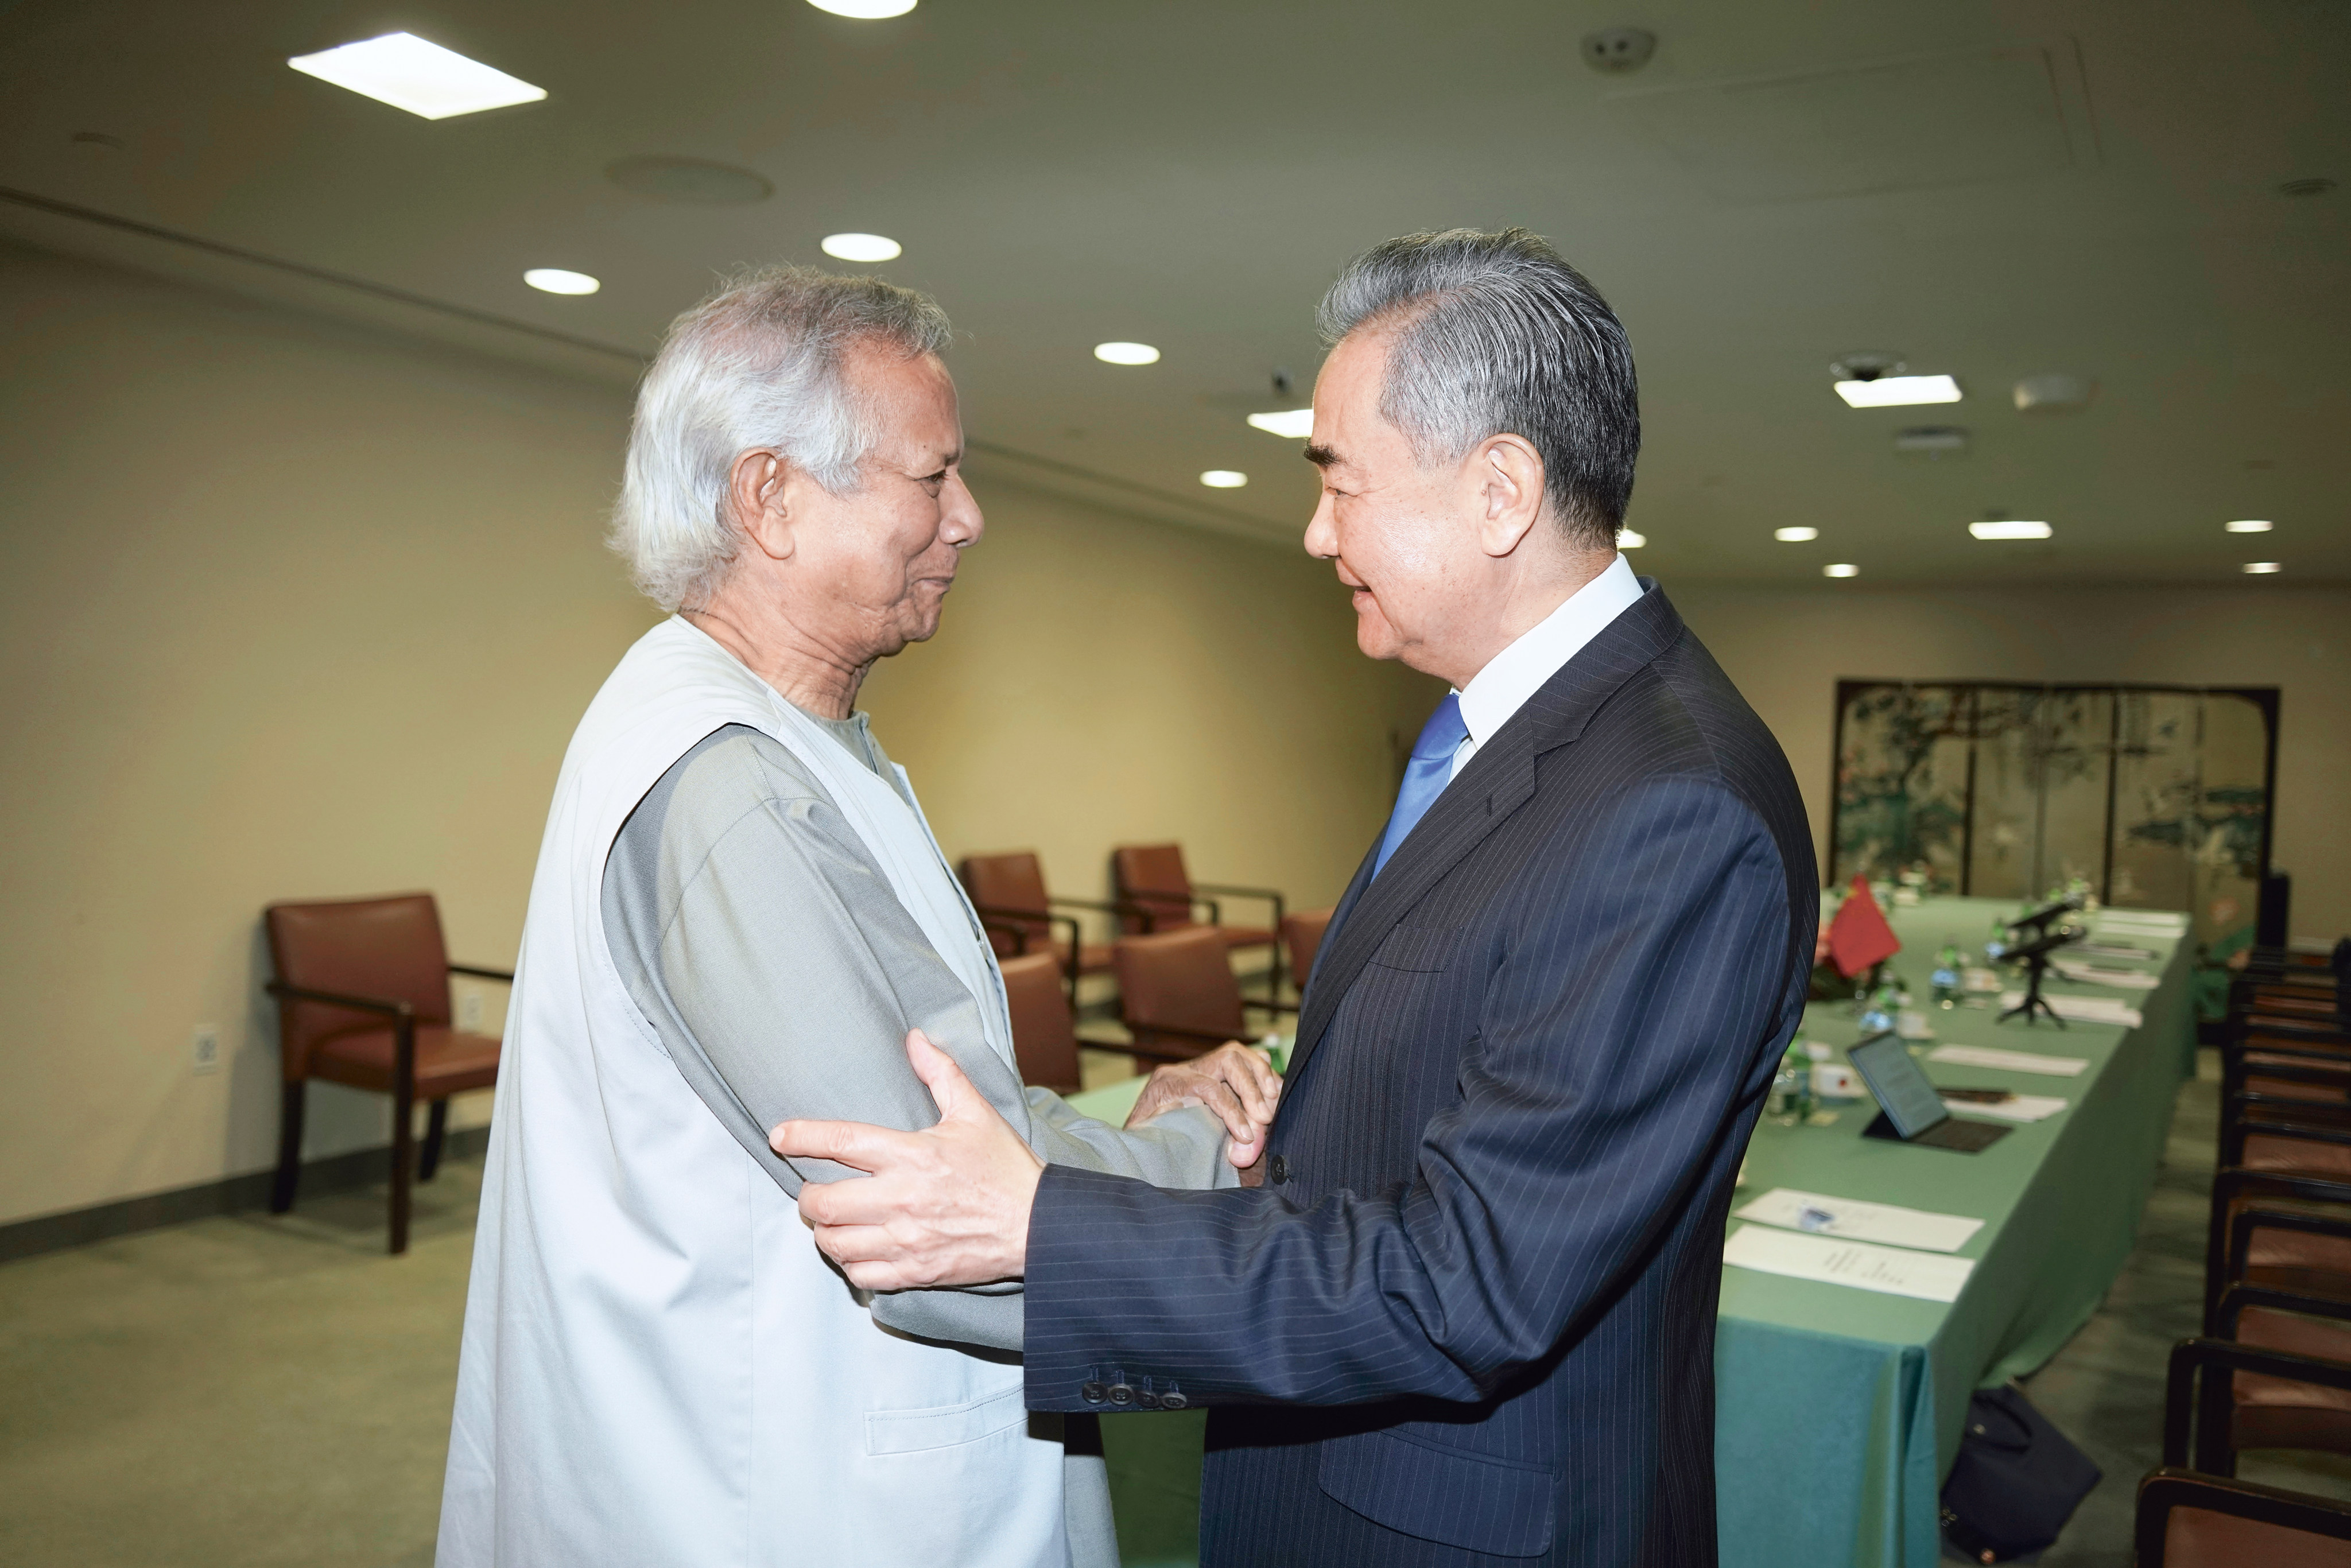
[1774, 526, 1819, 542]
[2243, 561, 2283, 575]
[1246, 408, 1314, 438]
[1199, 470, 1247, 489]
[1835, 374, 1962, 409]
[1969, 520, 2052, 540]
[1094, 341, 1160, 366]
[821, 232, 901, 263]
[1823, 563, 1860, 579]
[2226, 519, 2274, 534]
[524, 268, 599, 296]
[808, 0, 918, 15]
[287, 33, 546, 120]
[1617, 530, 1647, 549]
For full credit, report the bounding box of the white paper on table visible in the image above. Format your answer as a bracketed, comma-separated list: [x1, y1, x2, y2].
[1943, 1094, 2068, 1124]
[2001, 991, 2144, 1028]
[1733, 1187, 1984, 1253]
[2096, 911, 2187, 938]
[1926, 1044, 2091, 1077]
[2053, 958, 2162, 992]
[1722, 1225, 1976, 1303]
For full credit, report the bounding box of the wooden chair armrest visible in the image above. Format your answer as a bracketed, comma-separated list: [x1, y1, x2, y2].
[1193, 883, 1286, 927]
[2217, 1275, 2351, 1336]
[2137, 1467, 2351, 1557]
[264, 980, 412, 1017]
[2166, 1337, 2351, 1468]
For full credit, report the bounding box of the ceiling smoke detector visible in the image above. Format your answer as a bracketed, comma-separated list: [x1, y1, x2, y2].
[1581, 28, 1656, 75]
[1895, 426, 1968, 457]
[606, 156, 774, 205]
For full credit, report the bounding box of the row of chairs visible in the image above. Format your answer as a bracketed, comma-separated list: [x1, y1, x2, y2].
[2139, 940, 2351, 1562]
[961, 843, 1306, 1008]
[259, 850, 1336, 1252]
[995, 913, 1331, 1096]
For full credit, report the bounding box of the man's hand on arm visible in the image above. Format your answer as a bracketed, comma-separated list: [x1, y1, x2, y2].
[1125, 1041, 1281, 1172]
[772, 1030, 1043, 1290]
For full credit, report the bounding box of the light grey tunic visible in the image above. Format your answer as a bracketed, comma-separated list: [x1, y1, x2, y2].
[598, 717, 1236, 1356]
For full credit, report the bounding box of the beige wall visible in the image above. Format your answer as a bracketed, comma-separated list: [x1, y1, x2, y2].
[862, 472, 1437, 917]
[1667, 580, 2351, 943]
[0, 242, 1433, 1227]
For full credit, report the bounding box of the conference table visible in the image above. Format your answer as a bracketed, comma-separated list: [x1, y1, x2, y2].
[1065, 896, 2197, 1568]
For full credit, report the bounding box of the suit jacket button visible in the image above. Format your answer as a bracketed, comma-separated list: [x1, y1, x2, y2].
[1107, 1383, 1135, 1407]
[1160, 1388, 1189, 1410]
[1268, 1155, 1290, 1186]
[1080, 1381, 1107, 1405]
[1135, 1389, 1161, 1409]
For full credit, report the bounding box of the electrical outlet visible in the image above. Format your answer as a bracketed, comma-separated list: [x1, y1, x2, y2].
[457, 989, 484, 1033]
[192, 1024, 222, 1076]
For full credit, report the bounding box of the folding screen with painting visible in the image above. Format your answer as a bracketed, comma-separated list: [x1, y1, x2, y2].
[1830, 681, 2278, 1010]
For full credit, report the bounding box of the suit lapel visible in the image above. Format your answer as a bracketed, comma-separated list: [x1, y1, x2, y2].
[1284, 583, 1687, 1089]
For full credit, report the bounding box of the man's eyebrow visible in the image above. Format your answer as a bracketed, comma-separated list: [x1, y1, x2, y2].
[1302, 443, 1343, 469]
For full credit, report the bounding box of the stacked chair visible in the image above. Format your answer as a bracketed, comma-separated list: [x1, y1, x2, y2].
[964, 843, 1309, 1089]
[2144, 940, 2351, 1562]
[1113, 843, 1290, 1011]
[996, 950, 1083, 1096]
[959, 851, 1132, 1002]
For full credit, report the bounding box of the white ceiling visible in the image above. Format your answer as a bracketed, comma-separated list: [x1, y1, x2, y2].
[1, 0, 2344, 584]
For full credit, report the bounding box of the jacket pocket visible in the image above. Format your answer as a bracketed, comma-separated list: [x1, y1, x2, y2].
[864, 1384, 1031, 1456]
[1366, 923, 1465, 973]
[1317, 1426, 1557, 1558]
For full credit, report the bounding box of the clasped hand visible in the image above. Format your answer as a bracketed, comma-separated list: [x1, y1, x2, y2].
[770, 1031, 1280, 1290]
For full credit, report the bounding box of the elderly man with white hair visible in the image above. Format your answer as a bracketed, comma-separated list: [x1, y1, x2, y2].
[437, 267, 1279, 1568]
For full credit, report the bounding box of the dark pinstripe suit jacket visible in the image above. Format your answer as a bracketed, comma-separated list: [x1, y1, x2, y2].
[1026, 583, 1818, 1567]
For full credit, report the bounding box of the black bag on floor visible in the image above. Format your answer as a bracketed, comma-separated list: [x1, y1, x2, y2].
[1938, 1383, 2101, 1564]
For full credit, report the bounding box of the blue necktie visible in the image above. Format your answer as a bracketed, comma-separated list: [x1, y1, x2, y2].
[1372, 693, 1468, 879]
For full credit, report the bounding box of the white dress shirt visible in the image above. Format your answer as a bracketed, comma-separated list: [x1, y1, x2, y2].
[1450, 553, 1645, 779]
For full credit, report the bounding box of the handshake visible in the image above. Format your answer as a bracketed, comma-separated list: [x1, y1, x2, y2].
[771, 1033, 1281, 1291]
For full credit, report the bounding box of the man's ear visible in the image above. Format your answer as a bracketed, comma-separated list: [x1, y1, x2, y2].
[1470, 434, 1547, 558]
[727, 449, 796, 562]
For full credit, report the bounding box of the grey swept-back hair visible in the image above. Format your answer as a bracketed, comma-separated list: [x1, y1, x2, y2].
[1316, 228, 1639, 549]
[611, 265, 953, 611]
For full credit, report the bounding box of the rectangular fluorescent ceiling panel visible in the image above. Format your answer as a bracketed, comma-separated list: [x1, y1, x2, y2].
[1247, 409, 1315, 438]
[1969, 520, 2052, 540]
[1836, 375, 1962, 408]
[288, 33, 546, 119]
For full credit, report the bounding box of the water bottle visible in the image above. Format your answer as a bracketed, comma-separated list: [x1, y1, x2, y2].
[1931, 941, 1962, 1010]
[1768, 1050, 1801, 1120]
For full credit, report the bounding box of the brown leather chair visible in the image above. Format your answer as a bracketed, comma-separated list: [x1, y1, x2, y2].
[263, 893, 510, 1255]
[959, 851, 1123, 998]
[1113, 925, 1250, 1064]
[2135, 1468, 2351, 1566]
[1000, 950, 1083, 1096]
[1282, 907, 1335, 993]
[1112, 843, 1286, 1007]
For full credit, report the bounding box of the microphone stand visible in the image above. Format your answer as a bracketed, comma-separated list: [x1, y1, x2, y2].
[1999, 926, 2082, 1028]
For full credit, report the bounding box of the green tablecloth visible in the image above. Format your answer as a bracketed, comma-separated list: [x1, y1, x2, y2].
[1065, 898, 2196, 1567]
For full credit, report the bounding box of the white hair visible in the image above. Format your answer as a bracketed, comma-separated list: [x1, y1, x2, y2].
[611, 265, 954, 611]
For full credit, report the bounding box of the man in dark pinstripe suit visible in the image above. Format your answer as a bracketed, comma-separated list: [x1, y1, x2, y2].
[779, 228, 1819, 1567]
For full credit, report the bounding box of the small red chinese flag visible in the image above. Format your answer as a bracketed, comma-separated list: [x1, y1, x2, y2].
[1828, 875, 1902, 978]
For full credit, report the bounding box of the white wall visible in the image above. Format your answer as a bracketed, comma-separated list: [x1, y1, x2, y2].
[1668, 580, 2351, 943]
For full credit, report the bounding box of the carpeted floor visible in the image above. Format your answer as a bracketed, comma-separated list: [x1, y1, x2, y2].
[2, 1048, 2342, 1568]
